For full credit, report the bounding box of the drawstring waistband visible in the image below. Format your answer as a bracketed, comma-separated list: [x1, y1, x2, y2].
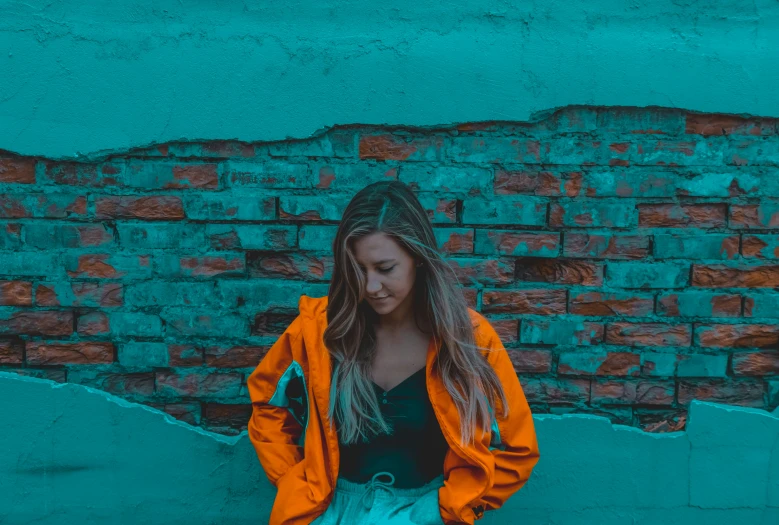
[349, 471, 397, 520]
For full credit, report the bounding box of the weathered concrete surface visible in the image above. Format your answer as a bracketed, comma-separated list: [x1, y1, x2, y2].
[1, 0, 778, 159]
[0, 371, 777, 524]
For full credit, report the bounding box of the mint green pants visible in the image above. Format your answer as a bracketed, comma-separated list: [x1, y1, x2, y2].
[310, 472, 446, 525]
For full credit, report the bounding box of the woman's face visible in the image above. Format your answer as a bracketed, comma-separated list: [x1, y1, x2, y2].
[352, 232, 419, 316]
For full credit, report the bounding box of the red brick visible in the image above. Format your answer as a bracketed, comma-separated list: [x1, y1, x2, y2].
[0, 281, 32, 306]
[26, 342, 113, 365]
[731, 351, 779, 376]
[515, 259, 603, 286]
[36, 282, 123, 307]
[678, 380, 765, 407]
[6, 367, 67, 382]
[494, 169, 583, 196]
[203, 403, 252, 432]
[152, 402, 202, 425]
[564, 233, 650, 259]
[569, 291, 654, 316]
[72, 370, 154, 396]
[202, 141, 255, 158]
[76, 311, 110, 336]
[246, 252, 332, 281]
[696, 324, 779, 348]
[606, 323, 692, 347]
[637, 408, 688, 433]
[488, 319, 519, 344]
[95, 196, 185, 220]
[156, 370, 243, 398]
[506, 349, 552, 374]
[0, 311, 73, 336]
[0, 339, 23, 364]
[591, 379, 674, 405]
[692, 264, 779, 288]
[520, 378, 591, 404]
[685, 113, 776, 136]
[730, 205, 779, 228]
[447, 259, 514, 286]
[558, 352, 641, 376]
[0, 158, 36, 183]
[170, 164, 219, 189]
[204, 345, 268, 368]
[0, 195, 30, 217]
[482, 289, 567, 314]
[638, 204, 727, 227]
[168, 345, 204, 367]
[359, 135, 443, 161]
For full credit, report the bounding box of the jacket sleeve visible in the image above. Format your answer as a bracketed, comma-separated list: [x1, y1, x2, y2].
[476, 320, 540, 514]
[246, 315, 306, 487]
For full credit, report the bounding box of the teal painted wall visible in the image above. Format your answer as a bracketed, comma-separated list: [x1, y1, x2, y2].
[1, 372, 777, 524]
[1, 0, 779, 159]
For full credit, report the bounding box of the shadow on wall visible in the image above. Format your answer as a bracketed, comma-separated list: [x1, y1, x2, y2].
[0, 371, 777, 525]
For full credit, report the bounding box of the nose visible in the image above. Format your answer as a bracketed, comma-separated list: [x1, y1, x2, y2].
[365, 273, 383, 295]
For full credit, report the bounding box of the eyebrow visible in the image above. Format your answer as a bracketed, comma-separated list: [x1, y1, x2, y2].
[358, 259, 396, 266]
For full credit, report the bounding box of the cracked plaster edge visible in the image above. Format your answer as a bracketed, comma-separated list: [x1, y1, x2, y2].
[1, 370, 776, 447]
[0, 371, 240, 445]
[0, 104, 774, 162]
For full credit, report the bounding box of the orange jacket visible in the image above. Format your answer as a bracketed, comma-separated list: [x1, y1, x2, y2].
[247, 295, 540, 525]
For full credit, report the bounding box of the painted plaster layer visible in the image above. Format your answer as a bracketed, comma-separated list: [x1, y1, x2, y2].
[1, 0, 778, 159]
[0, 371, 776, 524]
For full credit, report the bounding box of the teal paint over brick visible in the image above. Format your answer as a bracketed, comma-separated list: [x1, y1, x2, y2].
[462, 197, 547, 226]
[0, 225, 22, 250]
[607, 262, 689, 289]
[225, 161, 313, 189]
[654, 234, 739, 260]
[745, 293, 779, 318]
[24, 222, 115, 250]
[117, 223, 206, 250]
[298, 225, 338, 251]
[181, 193, 275, 221]
[743, 234, 779, 260]
[676, 354, 728, 378]
[0, 252, 61, 277]
[205, 224, 297, 250]
[3, 372, 777, 524]
[278, 196, 349, 221]
[552, 200, 638, 228]
[108, 312, 164, 338]
[642, 353, 678, 377]
[520, 318, 603, 346]
[217, 281, 330, 311]
[657, 291, 741, 318]
[400, 166, 493, 195]
[160, 309, 249, 338]
[312, 162, 396, 191]
[474, 229, 560, 257]
[124, 281, 221, 308]
[415, 195, 457, 224]
[119, 342, 169, 368]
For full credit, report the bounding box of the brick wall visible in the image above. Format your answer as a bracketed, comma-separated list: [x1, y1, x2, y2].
[1, 107, 777, 435]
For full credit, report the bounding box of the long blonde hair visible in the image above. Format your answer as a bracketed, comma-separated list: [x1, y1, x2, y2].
[323, 180, 508, 447]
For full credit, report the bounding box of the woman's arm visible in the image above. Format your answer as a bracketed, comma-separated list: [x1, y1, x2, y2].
[246, 316, 307, 487]
[476, 322, 541, 515]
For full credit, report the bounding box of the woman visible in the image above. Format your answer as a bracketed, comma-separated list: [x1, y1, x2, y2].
[247, 181, 540, 524]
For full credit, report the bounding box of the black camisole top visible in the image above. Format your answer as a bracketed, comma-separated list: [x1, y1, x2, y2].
[335, 367, 450, 488]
